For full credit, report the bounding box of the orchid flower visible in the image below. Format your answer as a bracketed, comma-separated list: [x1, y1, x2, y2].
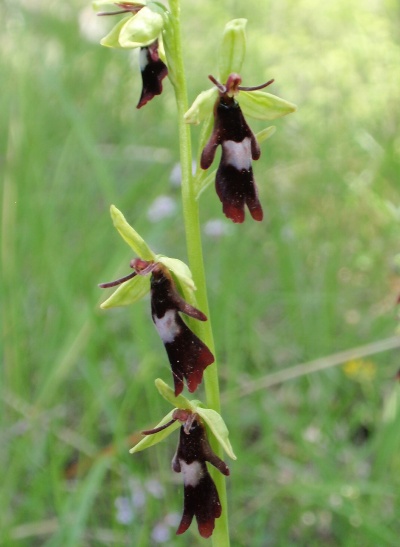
[99, 206, 214, 395]
[94, 1, 168, 107]
[184, 18, 297, 221]
[130, 380, 236, 538]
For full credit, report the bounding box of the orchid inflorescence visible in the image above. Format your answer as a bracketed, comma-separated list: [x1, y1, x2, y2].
[93, 2, 296, 539]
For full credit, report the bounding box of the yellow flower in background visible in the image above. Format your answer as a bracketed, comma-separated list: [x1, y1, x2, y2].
[343, 359, 376, 383]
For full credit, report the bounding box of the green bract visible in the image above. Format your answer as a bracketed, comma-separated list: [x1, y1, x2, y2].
[130, 379, 237, 460]
[100, 206, 198, 309]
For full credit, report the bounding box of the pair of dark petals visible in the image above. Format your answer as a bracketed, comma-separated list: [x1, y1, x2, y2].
[201, 95, 263, 223]
[137, 40, 168, 109]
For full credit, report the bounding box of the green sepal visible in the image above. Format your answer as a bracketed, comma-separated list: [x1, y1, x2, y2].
[100, 274, 150, 309]
[256, 126, 276, 144]
[195, 406, 237, 460]
[110, 205, 155, 260]
[118, 4, 165, 48]
[240, 90, 297, 121]
[184, 88, 218, 125]
[129, 410, 180, 453]
[218, 19, 247, 83]
[156, 256, 196, 292]
[155, 378, 195, 410]
[100, 15, 132, 48]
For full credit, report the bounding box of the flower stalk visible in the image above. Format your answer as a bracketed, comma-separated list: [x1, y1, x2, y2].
[166, 1, 230, 544]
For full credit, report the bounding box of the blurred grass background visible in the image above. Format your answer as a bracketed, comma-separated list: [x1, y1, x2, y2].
[1, 0, 400, 545]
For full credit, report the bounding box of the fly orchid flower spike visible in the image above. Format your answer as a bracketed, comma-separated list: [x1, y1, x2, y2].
[94, 1, 168, 108]
[99, 206, 214, 395]
[130, 380, 236, 538]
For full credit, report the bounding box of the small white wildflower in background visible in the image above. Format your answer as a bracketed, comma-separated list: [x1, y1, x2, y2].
[165, 512, 181, 527]
[280, 224, 294, 241]
[145, 478, 165, 498]
[115, 496, 134, 525]
[349, 514, 363, 527]
[151, 513, 181, 543]
[147, 195, 177, 222]
[151, 522, 170, 543]
[302, 425, 321, 444]
[131, 486, 146, 508]
[78, 7, 107, 43]
[301, 511, 316, 526]
[203, 219, 233, 238]
[127, 478, 147, 508]
[169, 161, 196, 187]
[169, 163, 182, 187]
[329, 493, 342, 508]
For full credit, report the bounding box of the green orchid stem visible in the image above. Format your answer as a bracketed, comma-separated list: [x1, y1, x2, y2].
[168, 2, 230, 546]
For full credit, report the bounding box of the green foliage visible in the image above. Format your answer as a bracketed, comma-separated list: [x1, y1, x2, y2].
[1, 0, 400, 545]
